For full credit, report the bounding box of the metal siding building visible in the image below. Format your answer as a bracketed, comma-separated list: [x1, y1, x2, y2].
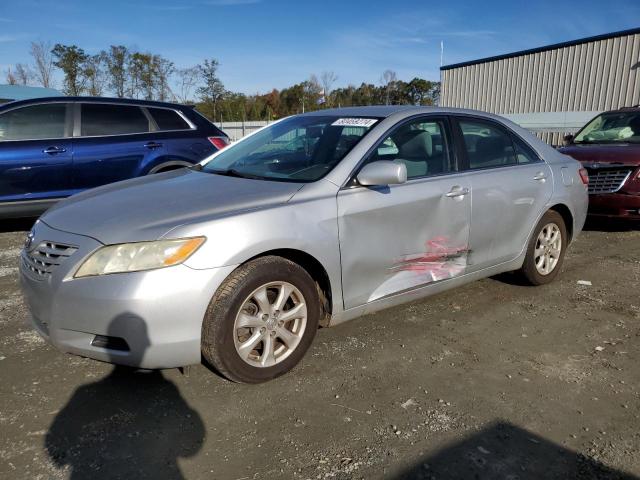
[440, 28, 640, 144]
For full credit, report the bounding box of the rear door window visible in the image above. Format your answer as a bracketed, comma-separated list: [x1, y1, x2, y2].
[148, 107, 191, 131]
[0, 103, 67, 141]
[512, 135, 541, 164]
[80, 104, 150, 136]
[458, 119, 517, 169]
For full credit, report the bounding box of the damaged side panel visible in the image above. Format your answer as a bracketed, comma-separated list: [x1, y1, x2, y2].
[337, 174, 472, 310]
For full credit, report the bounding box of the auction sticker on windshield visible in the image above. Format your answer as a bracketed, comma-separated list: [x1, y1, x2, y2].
[331, 118, 378, 128]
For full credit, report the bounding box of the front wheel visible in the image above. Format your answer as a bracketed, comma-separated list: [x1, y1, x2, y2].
[519, 210, 567, 285]
[201, 256, 320, 383]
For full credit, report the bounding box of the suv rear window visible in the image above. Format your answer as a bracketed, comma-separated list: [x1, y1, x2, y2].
[148, 108, 191, 131]
[81, 104, 149, 136]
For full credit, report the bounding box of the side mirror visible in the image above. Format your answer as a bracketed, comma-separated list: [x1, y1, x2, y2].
[563, 134, 574, 146]
[357, 161, 407, 186]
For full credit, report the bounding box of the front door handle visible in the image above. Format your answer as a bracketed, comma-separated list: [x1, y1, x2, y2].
[445, 186, 470, 198]
[43, 146, 66, 155]
[533, 172, 547, 182]
[144, 141, 163, 149]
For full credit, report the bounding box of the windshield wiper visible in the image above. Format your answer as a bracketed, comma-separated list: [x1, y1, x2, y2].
[576, 140, 631, 145]
[210, 168, 264, 180]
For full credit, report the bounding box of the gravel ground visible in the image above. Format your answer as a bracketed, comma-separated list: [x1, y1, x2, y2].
[0, 218, 638, 480]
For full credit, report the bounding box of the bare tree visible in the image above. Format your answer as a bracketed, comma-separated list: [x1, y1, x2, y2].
[14, 63, 32, 85]
[176, 66, 200, 103]
[154, 55, 175, 101]
[30, 40, 55, 88]
[381, 69, 397, 105]
[320, 71, 338, 106]
[302, 74, 322, 112]
[5, 67, 17, 85]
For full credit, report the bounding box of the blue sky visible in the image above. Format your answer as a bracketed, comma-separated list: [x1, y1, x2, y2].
[0, 0, 638, 94]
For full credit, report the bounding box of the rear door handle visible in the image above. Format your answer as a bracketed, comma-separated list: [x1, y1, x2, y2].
[445, 186, 470, 198]
[533, 172, 547, 182]
[43, 146, 66, 154]
[144, 141, 163, 149]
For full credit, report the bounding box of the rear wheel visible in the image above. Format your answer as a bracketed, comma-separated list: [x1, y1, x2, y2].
[519, 210, 567, 285]
[201, 256, 320, 383]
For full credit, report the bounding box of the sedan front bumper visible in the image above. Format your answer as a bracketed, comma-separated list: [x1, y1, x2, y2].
[588, 192, 640, 219]
[19, 221, 236, 369]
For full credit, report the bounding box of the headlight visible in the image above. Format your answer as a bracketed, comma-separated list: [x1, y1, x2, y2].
[74, 237, 205, 278]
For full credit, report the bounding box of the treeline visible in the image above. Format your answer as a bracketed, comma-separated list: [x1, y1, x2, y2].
[5, 42, 440, 122]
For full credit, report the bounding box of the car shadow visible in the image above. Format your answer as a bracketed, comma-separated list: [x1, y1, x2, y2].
[490, 271, 532, 287]
[394, 421, 638, 480]
[583, 217, 639, 232]
[0, 217, 37, 233]
[45, 314, 205, 479]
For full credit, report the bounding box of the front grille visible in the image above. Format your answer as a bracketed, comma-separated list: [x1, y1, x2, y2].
[22, 241, 78, 278]
[586, 168, 633, 194]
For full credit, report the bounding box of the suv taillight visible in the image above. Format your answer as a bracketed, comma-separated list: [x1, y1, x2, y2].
[578, 168, 589, 185]
[208, 136, 230, 150]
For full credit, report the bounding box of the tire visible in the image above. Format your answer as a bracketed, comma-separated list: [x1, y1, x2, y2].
[519, 210, 568, 285]
[201, 256, 320, 383]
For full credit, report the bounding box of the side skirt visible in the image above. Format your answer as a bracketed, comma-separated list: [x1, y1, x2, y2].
[328, 254, 525, 327]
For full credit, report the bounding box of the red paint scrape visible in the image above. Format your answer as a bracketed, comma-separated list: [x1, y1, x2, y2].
[391, 236, 469, 278]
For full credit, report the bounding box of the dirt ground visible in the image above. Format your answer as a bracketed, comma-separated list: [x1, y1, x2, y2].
[0, 218, 638, 480]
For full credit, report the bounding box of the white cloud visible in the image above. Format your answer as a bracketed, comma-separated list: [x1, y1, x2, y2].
[0, 34, 25, 43]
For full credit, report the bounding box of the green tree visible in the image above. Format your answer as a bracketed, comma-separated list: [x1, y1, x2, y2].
[52, 44, 88, 95]
[83, 53, 107, 96]
[196, 59, 225, 121]
[407, 78, 437, 105]
[127, 52, 158, 99]
[104, 45, 129, 98]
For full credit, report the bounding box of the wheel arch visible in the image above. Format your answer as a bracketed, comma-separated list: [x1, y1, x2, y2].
[548, 203, 574, 243]
[247, 248, 333, 327]
[148, 160, 193, 174]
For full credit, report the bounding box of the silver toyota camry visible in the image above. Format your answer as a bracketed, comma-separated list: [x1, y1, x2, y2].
[20, 106, 588, 383]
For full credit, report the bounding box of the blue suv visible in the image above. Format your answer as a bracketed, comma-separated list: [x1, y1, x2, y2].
[0, 97, 229, 218]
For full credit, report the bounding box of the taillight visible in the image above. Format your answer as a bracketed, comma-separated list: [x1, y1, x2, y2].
[208, 136, 230, 150]
[578, 168, 589, 185]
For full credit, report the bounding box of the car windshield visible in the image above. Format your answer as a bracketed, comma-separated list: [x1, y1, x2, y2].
[574, 111, 640, 144]
[201, 115, 380, 182]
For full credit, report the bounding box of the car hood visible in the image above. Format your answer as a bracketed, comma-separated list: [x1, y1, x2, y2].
[41, 169, 304, 244]
[559, 144, 640, 167]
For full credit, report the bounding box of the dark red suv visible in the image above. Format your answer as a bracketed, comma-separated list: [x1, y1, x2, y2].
[559, 107, 640, 219]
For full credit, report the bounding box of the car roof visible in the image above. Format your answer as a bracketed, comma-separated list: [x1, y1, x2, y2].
[0, 96, 193, 110]
[605, 105, 640, 113]
[299, 104, 511, 121]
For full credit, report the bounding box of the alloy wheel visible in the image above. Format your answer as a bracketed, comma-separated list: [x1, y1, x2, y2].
[233, 281, 307, 368]
[534, 222, 562, 275]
